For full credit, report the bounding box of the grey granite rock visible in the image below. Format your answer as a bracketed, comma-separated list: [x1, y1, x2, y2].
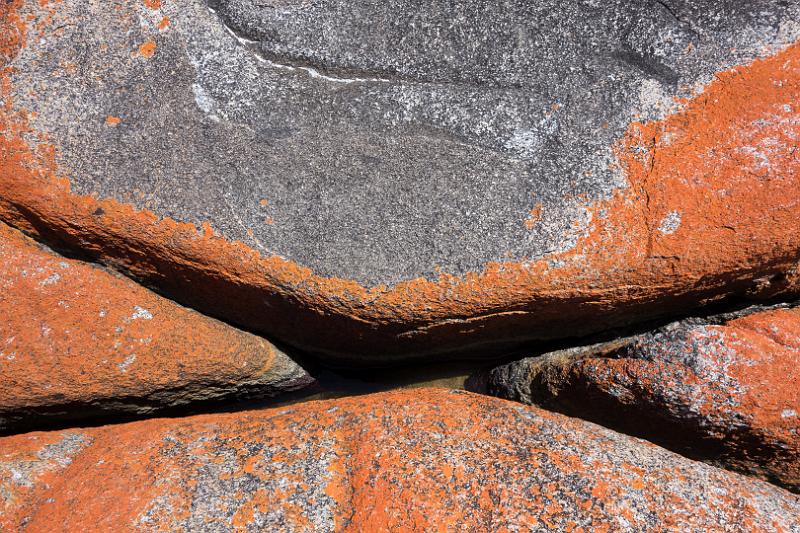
[0, 221, 315, 434]
[480, 303, 800, 492]
[3, 0, 800, 362]
[2, 390, 800, 530]
[10, 0, 800, 285]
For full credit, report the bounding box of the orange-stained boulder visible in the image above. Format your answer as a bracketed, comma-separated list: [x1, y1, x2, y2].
[1, 389, 798, 531]
[0, 222, 313, 432]
[485, 305, 800, 492]
[2, 0, 800, 364]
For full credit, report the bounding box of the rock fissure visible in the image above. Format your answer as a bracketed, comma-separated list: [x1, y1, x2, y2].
[482, 300, 800, 492]
[652, 0, 702, 39]
[205, 1, 545, 89]
[3, 0, 800, 524]
[4, 219, 798, 437]
[205, 3, 400, 86]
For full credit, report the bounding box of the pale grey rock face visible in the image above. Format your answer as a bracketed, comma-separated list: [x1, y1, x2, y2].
[10, 0, 800, 286]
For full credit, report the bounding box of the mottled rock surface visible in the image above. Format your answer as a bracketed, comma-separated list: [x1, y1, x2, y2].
[2, 0, 800, 361]
[484, 304, 800, 492]
[2, 389, 799, 531]
[0, 222, 312, 432]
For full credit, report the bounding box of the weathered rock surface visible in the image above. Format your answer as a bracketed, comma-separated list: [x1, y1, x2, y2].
[0, 222, 312, 432]
[2, 0, 800, 362]
[484, 304, 800, 492]
[1, 389, 799, 531]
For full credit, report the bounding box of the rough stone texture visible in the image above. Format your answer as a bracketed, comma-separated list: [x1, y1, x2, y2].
[0, 221, 313, 433]
[1, 389, 799, 531]
[484, 304, 800, 492]
[2, 0, 800, 362]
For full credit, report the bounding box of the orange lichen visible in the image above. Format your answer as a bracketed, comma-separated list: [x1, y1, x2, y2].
[138, 40, 156, 58]
[143, 0, 161, 9]
[0, 221, 297, 423]
[0, 0, 25, 67]
[524, 203, 543, 230]
[157, 15, 169, 30]
[104, 115, 121, 126]
[1, 0, 799, 360]
[513, 305, 800, 491]
[0, 390, 797, 531]
[705, 307, 800, 488]
[58, 59, 77, 75]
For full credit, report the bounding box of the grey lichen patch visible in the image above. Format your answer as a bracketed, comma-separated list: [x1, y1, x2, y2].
[137, 429, 341, 531]
[637, 79, 686, 121]
[10, 0, 800, 286]
[658, 210, 682, 234]
[0, 432, 92, 502]
[117, 354, 137, 373]
[37, 273, 61, 287]
[626, 323, 750, 425]
[36, 433, 92, 466]
[130, 306, 153, 321]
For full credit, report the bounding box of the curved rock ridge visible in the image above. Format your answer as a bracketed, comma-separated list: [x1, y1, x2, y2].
[2, 0, 800, 361]
[1, 389, 799, 531]
[484, 304, 800, 492]
[0, 221, 313, 433]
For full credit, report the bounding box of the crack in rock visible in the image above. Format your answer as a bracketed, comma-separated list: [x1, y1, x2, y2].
[206, 4, 394, 85]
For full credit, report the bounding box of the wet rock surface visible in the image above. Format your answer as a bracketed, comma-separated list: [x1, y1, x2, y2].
[0, 222, 313, 433]
[2, 0, 800, 361]
[483, 304, 800, 492]
[2, 389, 799, 532]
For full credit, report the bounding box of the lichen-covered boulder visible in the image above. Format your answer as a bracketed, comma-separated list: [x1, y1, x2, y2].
[1, 389, 798, 531]
[484, 305, 800, 492]
[2, 0, 800, 362]
[0, 222, 312, 432]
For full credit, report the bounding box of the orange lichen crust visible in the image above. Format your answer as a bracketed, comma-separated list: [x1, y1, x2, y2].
[2, 0, 799, 361]
[0, 1, 25, 67]
[498, 305, 800, 492]
[137, 39, 156, 58]
[0, 221, 310, 431]
[1, 389, 798, 531]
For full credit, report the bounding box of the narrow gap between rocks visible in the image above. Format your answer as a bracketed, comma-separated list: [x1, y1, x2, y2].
[5, 229, 798, 438]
